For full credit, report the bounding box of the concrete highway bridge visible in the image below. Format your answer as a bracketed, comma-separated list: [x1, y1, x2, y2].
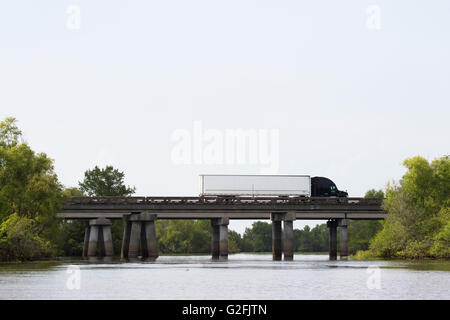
[58, 196, 387, 261]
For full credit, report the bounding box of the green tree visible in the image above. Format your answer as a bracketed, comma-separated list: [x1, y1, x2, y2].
[309, 224, 329, 252]
[0, 117, 22, 148]
[430, 206, 450, 258]
[228, 230, 242, 253]
[0, 117, 62, 260]
[365, 189, 385, 199]
[157, 220, 212, 254]
[293, 224, 330, 253]
[347, 189, 384, 254]
[361, 155, 450, 259]
[79, 165, 135, 196]
[242, 221, 272, 252]
[295, 225, 311, 252]
[0, 213, 55, 261]
[294, 224, 329, 252]
[0, 135, 62, 231]
[191, 220, 212, 253]
[57, 187, 86, 256]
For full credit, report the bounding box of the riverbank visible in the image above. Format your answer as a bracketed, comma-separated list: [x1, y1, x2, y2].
[352, 250, 450, 261]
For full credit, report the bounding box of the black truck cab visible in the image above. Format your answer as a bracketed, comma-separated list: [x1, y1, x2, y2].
[311, 177, 348, 197]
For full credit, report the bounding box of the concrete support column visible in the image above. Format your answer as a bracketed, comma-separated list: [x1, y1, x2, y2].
[102, 225, 114, 257]
[339, 219, 349, 260]
[140, 223, 148, 259]
[211, 221, 220, 260]
[82, 221, 90, 257]
[327, 220, 338, 261]
[144, 220, 158, 260]
[271, 213, 283, 261]
[120, 216, 131, 261]
[283, 212, 296, 261]
[98, 226, 105, 256]
[87, 225, 99, 257]
[211, 217, 229, 260]
[219, 219, 229, 260]
[121, 212, 158, 261]
[128, 221, 142, 259]
[88, 218, 113, 258]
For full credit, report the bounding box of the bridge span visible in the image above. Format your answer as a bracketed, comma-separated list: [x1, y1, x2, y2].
[58, 196, 386, 261]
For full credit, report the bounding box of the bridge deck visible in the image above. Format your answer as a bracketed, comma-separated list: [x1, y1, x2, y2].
[59, 196, 387, 220]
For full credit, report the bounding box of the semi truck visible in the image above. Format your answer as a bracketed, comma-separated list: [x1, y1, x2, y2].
[200, 174, 348, 197]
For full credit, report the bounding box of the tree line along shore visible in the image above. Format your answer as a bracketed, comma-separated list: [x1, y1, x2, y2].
[0, 117, 448, 261]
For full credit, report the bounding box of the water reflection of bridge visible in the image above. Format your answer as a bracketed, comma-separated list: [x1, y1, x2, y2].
[58, 197, 386, 261]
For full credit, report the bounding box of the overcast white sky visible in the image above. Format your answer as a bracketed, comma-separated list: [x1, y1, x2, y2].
[1, 1, 449, 234]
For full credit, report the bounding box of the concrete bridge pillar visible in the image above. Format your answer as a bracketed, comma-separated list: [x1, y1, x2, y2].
[120, 215, 131, 261]
[219, 219, 229, 260]
[87, 225, 98, 257]
[102, 225, 114, 257]
[271, 213, 283, 261]
[283, 212, 296, 261]
[211, 221, 220, 260]
[85, 218, 113, 258]
[327, 219, 338, 260]
[82, 221, 90, 257]
[128, 220, 142, 259]
[143, 220, 158, 260]
[121, 212, 158, 261]
[338, 219, 349, 260]
[211, 217, 229, 260]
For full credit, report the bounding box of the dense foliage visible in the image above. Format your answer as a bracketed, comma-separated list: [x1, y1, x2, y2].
[79, 166, 135, 197]
[347, 189, 384, 254]
[156, 220, 330, 254]
[157, 220, 212, 254]
[357, 156, 449, 259]
[57, 188, 86, 256]
[0, 213, 55, 261]
[0, 118, 62, 261]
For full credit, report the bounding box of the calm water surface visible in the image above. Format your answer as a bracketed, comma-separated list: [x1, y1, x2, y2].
[0, 253, 449, 299]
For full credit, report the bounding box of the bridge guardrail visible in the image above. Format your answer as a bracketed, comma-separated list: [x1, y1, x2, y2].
[64, 196, 383, 206]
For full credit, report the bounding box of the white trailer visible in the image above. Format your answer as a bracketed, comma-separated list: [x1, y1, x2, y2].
[200, 174, 311, 197]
